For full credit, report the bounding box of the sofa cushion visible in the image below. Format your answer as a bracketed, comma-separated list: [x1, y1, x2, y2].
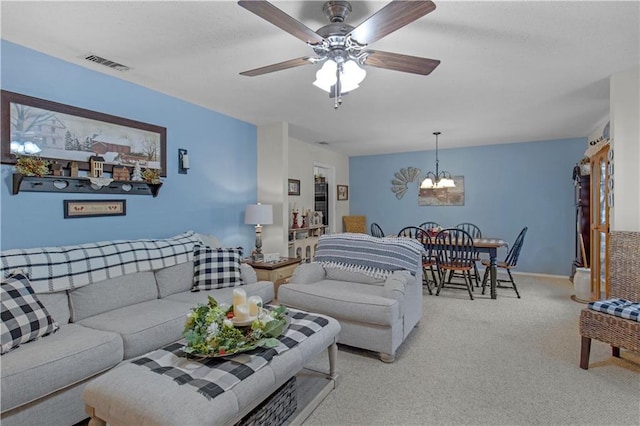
[192, 246, 242, 291]
[278, 280, 400, 326]
[588, 298, 640, 322]
[36, 291, 71, 325]
[1, 273, 59, 354]
[324, 267, 385, 285]
[77, 299, 192, 359]
[165, 281, 275, 307]
[0, 323, 122, 413]
[155, 261, 194, 298]
[69, 271, 157, 322]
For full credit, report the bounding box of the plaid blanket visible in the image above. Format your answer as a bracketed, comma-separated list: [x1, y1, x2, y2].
[132, 310, 330, 400]
[314, 233, 424, 279]
[588, 298, 640, 322]
[0, 231, 202, 293]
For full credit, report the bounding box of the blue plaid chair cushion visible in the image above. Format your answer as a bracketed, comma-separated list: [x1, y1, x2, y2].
[588, 298, 640, 322]
[192, 246, 243, 291]
[1, 272, 59, 354]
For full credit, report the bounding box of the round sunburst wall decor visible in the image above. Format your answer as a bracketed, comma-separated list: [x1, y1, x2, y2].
[390, 167, 421, 199]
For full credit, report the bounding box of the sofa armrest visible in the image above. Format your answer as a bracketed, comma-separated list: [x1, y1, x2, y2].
[240, 263, 258, 284]
[289, 263, 326, 284]
[383, 271, 411, 302]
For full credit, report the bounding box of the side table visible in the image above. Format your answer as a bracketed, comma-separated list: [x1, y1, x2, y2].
[245, 257, 302, 297]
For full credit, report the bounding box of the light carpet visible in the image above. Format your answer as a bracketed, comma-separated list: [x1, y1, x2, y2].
[302, 274, 640, 425]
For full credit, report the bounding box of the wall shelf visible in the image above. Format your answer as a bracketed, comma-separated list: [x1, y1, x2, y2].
[12, 174, 162, 197]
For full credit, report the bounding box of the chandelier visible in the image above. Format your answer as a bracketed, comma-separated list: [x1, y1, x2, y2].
[420, 131, 455, 189]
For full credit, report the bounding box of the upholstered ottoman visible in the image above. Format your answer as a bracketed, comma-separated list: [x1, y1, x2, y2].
[83, 310, 340, 426]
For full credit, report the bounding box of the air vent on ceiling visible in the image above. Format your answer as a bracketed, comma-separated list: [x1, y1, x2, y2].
[83, 53, 131, 72]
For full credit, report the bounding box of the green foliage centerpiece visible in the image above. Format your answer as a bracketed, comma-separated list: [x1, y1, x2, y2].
[183, 296, 288, 357]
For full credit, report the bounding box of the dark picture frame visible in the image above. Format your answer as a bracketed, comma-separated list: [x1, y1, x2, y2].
[64, 199, 126, 219]
[288, 179, 300, 196]
[1, 90, 167, 176]
[337, 184, 349, 200]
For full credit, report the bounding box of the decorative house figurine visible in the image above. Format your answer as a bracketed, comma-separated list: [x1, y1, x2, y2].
[112, 166, 130, 181]
[89, 155, 105, 178]
[69, 161, 79, 177]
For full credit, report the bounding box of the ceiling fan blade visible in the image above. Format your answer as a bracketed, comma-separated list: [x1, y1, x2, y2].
[238, 1, 325, 45]
[240, 57, 316, 77]
[348, 0, 436, 45]
[364, 50, 440, 75]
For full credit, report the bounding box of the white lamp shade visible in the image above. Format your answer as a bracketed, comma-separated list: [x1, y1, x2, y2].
[245, 203, 273, 226]
[439, 178, 456, 188]
[420, 177, 434, 189]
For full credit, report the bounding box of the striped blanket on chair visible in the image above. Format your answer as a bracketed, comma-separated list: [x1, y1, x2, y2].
[314, 233, 425, 279]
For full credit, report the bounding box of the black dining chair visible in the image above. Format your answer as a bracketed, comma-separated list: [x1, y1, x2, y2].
[481, 227, 528, 298]
[397, 226, 438, 293]
[455, 222, 482, 284]
[435, 228, 477, 300]
[370, 223, 385, 238]
[419, 221, 441, 231]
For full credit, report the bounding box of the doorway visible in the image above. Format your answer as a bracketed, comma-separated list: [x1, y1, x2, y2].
[314, 164, 335, 234]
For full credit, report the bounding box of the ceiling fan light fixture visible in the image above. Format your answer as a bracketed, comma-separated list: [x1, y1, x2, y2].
[312, 59, 365, 93]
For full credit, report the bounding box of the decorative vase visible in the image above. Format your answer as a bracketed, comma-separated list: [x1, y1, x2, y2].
[573, 267, 591, 303]
[292, 211, 299, 229]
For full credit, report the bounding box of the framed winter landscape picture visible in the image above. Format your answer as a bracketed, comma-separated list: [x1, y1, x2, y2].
[1, 90, 167, 176]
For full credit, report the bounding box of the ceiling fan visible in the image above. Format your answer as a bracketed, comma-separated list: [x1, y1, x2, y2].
[238, 0, 441, 109]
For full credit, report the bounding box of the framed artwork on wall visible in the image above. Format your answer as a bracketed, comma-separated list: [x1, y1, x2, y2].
[418, 176, 465, 206]
[64, 199, 126, 218]
[337, 184, 349, 200]
[1, 90, 167, 176]
[288, 179, 300, 196]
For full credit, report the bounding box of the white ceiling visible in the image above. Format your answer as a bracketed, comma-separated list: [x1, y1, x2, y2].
[1, 1, 638, 156]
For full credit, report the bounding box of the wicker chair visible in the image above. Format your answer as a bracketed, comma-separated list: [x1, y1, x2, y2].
[342, 215, 366, 233]
[579, 231, 640, 370]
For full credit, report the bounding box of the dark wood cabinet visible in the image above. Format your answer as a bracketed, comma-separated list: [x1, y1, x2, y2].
[572, 172, 590, 278]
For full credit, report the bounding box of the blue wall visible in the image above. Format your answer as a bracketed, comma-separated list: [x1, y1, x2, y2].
[349, 138, 586, 276]
[0, 40, 257, 250]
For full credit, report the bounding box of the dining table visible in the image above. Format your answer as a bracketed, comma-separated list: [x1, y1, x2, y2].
[467, 238, 508, 299]
[395, 232, 508, 299]
[422, 235, 508, 300]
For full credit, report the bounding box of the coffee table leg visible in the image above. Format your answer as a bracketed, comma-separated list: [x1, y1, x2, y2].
[328, 340, 338, 380]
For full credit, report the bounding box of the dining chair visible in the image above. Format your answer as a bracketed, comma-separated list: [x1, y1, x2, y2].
[370, 222, 385, 237]
[419, 221, 441, 231]
[455, 222, 482, 284]
[481, 226, 528, 298]
[435, 228, 477, 300]
[397, 226, 438, 293]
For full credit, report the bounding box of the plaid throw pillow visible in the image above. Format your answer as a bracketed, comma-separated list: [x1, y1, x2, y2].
[192, 246, 243, 291]
[1, 272, 59, 354]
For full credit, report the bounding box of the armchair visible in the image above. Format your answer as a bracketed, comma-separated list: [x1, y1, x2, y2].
[277, 233, 424, 362]
[579, 231, 640, 369]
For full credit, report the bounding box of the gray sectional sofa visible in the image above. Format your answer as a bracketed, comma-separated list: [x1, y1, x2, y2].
[0, 232, 274, 426]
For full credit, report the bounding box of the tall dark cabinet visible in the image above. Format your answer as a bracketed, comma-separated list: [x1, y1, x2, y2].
[314, 183, 329, 226]
[572, 167, 590, 279]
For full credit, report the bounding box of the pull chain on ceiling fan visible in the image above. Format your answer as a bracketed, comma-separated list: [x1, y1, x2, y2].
[238, 0, 441, 109]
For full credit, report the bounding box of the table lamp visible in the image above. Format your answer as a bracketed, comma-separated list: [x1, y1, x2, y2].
[244, 203, 273, 261]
